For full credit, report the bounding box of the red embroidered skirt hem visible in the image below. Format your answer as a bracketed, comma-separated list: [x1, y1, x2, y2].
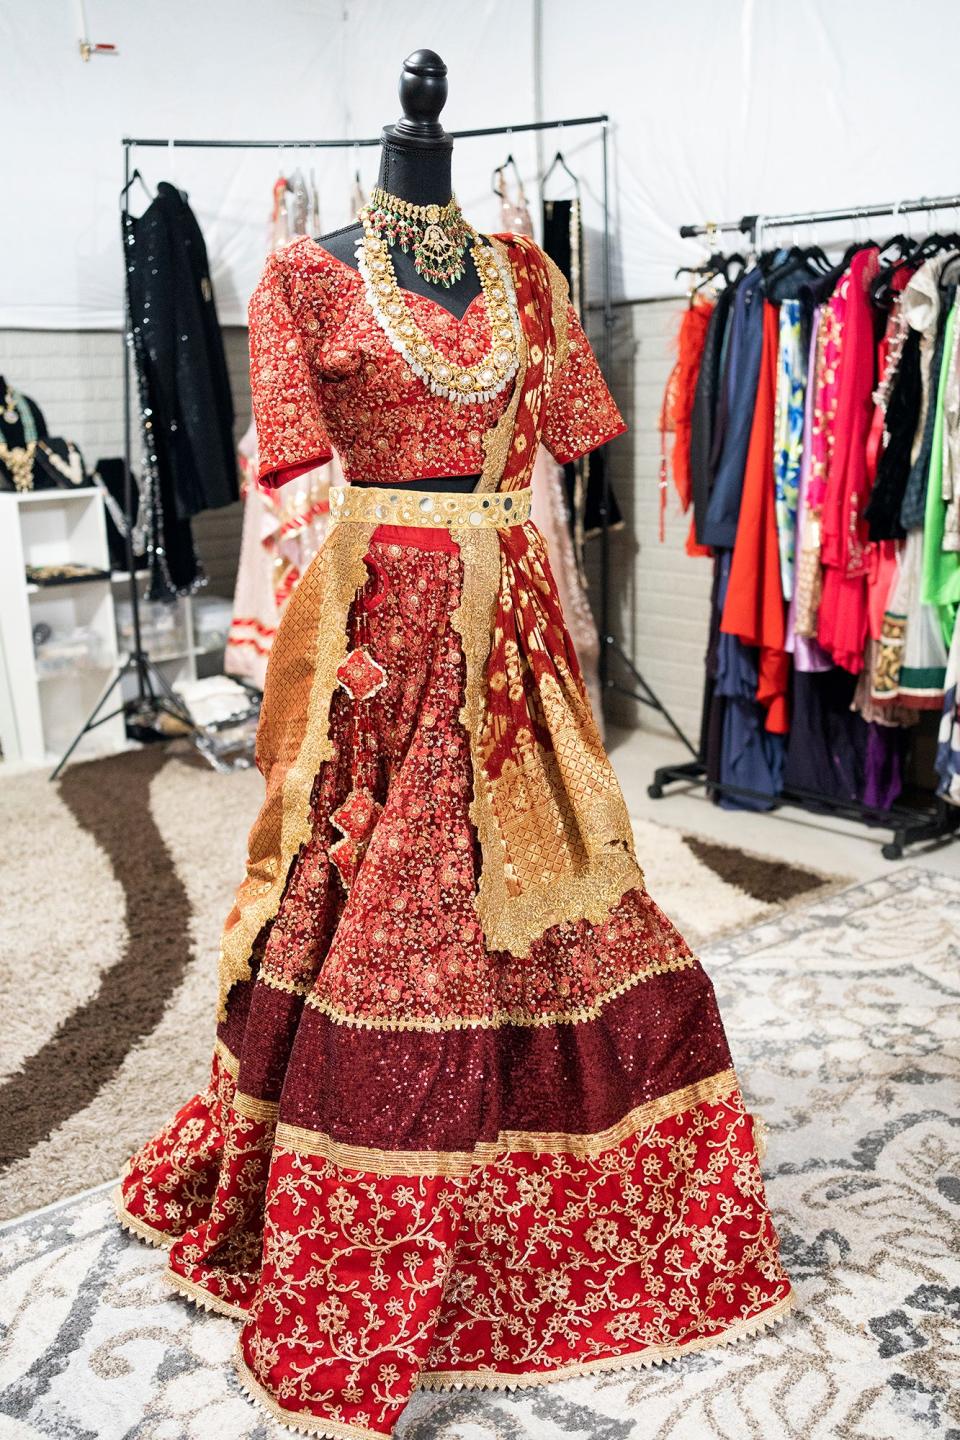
[117, 530, 791, 1437]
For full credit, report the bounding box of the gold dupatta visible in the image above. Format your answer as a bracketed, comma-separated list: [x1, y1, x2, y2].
[217, 235, 641, 1018]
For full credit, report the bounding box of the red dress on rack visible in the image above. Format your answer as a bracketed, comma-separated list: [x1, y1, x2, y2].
[115, 234, 792, 1439]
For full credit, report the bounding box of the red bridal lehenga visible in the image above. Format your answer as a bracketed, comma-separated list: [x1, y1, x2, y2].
[116, 224, 793, 1439]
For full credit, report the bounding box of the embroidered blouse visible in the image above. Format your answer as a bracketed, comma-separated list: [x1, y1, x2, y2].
[248, 234, 625, 488]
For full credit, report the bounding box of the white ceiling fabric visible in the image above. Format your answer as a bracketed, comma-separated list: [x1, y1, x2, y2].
[2, 0, 958, 329]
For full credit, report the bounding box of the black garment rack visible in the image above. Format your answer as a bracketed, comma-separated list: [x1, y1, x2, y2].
[53, 115, 692, 775]
[647, 189, 960, 859]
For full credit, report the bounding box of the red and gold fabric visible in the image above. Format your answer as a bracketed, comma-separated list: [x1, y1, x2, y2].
[117, 233, 791, 1439]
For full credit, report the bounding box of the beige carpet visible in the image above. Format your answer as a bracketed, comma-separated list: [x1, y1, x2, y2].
[0, 743, 834, 1222]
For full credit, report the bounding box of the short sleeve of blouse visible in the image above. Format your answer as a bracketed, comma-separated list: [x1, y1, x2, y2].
[541, 299, 627, 464]
[247, 250, 333, 489]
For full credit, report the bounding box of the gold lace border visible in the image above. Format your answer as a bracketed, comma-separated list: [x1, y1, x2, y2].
[235, 1346, 390, 1440]
[295, 951, 696, 1033]
[113, 1185, 176, 1249]
[416, 1287, 795, 1392]
[272, 1068, 740, 1178]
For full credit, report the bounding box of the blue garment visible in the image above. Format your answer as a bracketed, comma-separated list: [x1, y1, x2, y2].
[713, 553, 786, 810]
[702, 265, 766, 550]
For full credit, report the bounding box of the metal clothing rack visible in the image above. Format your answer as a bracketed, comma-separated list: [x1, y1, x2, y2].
[679, 190, 960, 244]
[647, 189, 960, 858]
[53, 113, 691, 773]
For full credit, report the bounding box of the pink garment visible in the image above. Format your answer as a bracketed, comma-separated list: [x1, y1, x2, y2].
[817, 247, 880, 673]
[529, 446, 604, 728]
[225, 421, 342, 688]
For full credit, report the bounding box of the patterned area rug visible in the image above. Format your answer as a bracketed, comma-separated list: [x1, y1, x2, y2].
[2, 869, 957, 1439]
[0, 746, 832, 1223]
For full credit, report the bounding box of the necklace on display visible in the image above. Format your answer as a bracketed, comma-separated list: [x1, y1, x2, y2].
[356, 213, 522, 406]
[365, 186, 472, 287]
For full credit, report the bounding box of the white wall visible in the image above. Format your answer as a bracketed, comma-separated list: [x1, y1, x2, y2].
[5, 1, 960, 329]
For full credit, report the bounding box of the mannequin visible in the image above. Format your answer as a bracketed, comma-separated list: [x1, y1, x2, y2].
[320, 50, 483, 493]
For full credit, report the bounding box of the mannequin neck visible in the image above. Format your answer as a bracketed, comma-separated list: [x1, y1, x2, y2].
[376, 137, 453, 206]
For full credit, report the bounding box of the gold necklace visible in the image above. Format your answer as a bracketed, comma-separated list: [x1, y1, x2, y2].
[356, 224, 522, 404]
[366, 187, 472, 287]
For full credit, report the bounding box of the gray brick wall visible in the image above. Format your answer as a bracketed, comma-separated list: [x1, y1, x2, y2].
[588, 298, 712, 744]
[0, 297, 713, 739]
[0, 328, 249, 598]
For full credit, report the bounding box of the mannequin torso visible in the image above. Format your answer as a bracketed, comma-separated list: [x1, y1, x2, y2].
[319, 52, 485, 492]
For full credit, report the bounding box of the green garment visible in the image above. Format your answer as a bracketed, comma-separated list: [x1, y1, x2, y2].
[921, 297, 960, 646]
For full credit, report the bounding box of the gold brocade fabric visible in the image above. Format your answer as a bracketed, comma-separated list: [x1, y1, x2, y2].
[217, 234, 639, 1017]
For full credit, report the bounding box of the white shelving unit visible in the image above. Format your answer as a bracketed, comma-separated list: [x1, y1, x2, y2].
[0, 488, 125, 766]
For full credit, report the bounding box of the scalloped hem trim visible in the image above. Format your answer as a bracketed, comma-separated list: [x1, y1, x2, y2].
[416, 1287, 796, 1392]
[113, 1186, 176, 1249]
[233, 1345, 390, 1438]
[165, 1265, 251, 1321]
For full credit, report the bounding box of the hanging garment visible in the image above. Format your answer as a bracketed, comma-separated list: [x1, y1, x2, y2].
[871, 529, 948, 708]
[721, 301, 789, 735]
[116, 233, 791, 1439]
[816, 247, 880, 674]
[660, 297, 715, 534]
[794, 271, 847, 639]
[529, 445, 604, 723]
[690, 280, 737, 545]
[786, 306, 833, 673]
[701, 265, 765, 549]
[542, 193, 624, 559]
[773, 299, 807, 599]
[936, 611, 960, 803]
[225, 421, 342, 689]
[921, 295, 960, 644]
[899, 255, 956, 530]
[123, 182, 239, 597]
[714, 553, 786, 809]
[865, 327, 922, 540]
[943, 293, 960, 552]
[494, 186, 604, 712]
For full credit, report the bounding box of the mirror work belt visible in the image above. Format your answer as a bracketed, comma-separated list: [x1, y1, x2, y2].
[329, 484, 532, 530]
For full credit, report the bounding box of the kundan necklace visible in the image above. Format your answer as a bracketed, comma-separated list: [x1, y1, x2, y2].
[356, 214, 522, 405]
[365, 186, 472, 287]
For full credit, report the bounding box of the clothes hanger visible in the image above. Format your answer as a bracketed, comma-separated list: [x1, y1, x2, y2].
[541, 150, 581, 197]
[119, 167, 154, 208]
[492, 153, 522, 199]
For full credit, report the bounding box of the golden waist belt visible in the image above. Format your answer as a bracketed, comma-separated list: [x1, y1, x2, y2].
[329, 484, 532, 530]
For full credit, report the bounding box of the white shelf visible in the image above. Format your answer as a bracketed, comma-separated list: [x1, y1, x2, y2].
[37, 661, 114, 683]
[0, 490, 124, 766]
[14, 487, 101, 504]
[27, 577, 110, 596]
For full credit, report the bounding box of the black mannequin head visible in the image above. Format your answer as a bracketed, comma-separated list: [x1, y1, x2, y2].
[377, 50, 453, 205]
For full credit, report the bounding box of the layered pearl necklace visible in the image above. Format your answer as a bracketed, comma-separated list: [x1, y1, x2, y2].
[356, 211, 522, 405]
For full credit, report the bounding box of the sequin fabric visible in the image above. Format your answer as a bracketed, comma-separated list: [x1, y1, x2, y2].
[118, 530, 792, 1439]
[247, 236, 624, 488]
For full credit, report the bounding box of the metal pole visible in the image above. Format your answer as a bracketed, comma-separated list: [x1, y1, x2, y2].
[120, 140, 147, 702]
[599, 118, 612, 694]
[680, 188, 960, 240]
[122, 115, 610, 152]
